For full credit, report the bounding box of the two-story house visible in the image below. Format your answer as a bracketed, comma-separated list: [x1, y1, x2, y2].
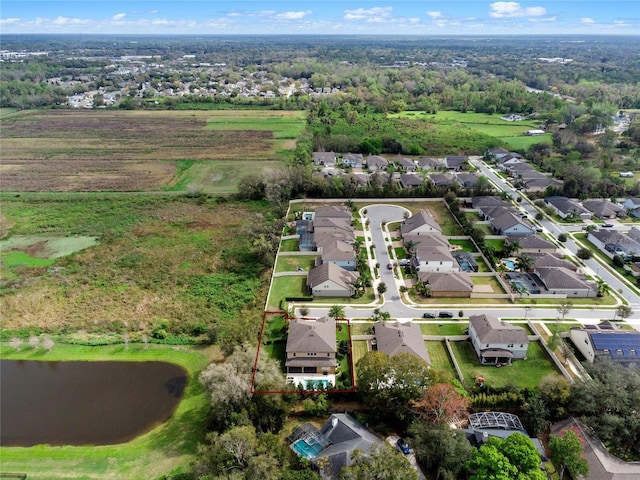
[468, 314, 529, 365]
[285, 316, 337, 387]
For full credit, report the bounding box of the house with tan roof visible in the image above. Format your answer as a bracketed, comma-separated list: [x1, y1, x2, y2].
[418, 271, 473, 297]
[307, 262, 359, 297]
[490, 212, 535, 237]
[400, 210, 442, 236]
[365, 155, 388, 172]
[373, 320, 430, 365]
[507, 235, 557, 254]
[285, 316, 337, 386]
[468, 314, 529, 364]
[534, 267, 597, 297]
[315, 236, 356, 271]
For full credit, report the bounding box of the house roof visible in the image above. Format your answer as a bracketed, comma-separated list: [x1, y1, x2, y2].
[550, 417, 640, 480]
[469, 314, 528, 345]
[366, 155, 388, 168]
[418, 271, 473, 292]
[307, 262, 359, 290]
[545, 197, 590, 215]
[415, 245, 455, 263]
[286, 316, 336, 355]
[416, 157, 442, 169]
[509, 234, 556, 250]
[583, 199, 624, 217]
[342, 153, 363, 163]
[491, 212, 532, 232]
[403, 232, 450, 249]
[429, 172, 455, 185]
[400, 173, 423, 187]
[317, 238, 356, 262]
[400, 210, 442, 235]
[314, 205, 352, 220]
[394, 157, 415, 168]
[533, 253, 576, 270]
[373, 320, 430, 365]
[480, 205, 513, 220]
[589, 230, 640, 252]
[313, 152, 336, 164]
[472, 196, 509, 209]
[313, 413, 383, 479]
[313, 217, 354, 235]
[487, 147, 510, 156]
[535, 267, 595, 291]
[456, 172, 481, 187]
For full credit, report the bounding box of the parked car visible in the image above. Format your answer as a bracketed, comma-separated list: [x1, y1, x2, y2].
[387, 262, 394, 269]
[438, 311, 454, 318]
[422, 312, 436, 318]
[603, 223, 614, 228]
[396, 438, 411, 455]
[535, 227, 543, 233]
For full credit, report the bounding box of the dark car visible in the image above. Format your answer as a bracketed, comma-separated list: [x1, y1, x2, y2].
[387, 262, 394, 269]
[603, 223, 614, 228]
[422, 312, 436, 318]
[438, 311, 454, 318]
[396, 438, 411, 455]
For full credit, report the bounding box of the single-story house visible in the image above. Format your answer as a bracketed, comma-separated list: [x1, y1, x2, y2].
[485, 147, 510, 160]
[588, 230, 640, 260]
[534, 267, 597, 297]
[307, 262, 359, 297]
[285, 316, 337, 383]
[373, 320, 430, 365]
[416, 157, 442, 170]
[468, 314, 529, 364]
[623, 198, 640, 218]
[418, 271, 473, 297]
[508, 235, 557, 254]
[471, 195, 510, 210]
[569, 321, 640, 366]
[456, 172, 482, 189]
[545, 196, 591, 220]
[366, 155, 388, 172]
[400, 210, 442, 236]
[444, 155, 468, 171]
[550, 417, 640, 480]
[490, 212, 535, 237]
[478, 205, 513, 221]
[341, 153, 364, 168]
[313, 152, 337, 167]
[522, 176, 564, 193]
[532, 253, 577, 271]
[429, 172, 455, 187]
[582, 199, 624, 219]
[399, 173, 424, 189]
[393, 157, 416, 172]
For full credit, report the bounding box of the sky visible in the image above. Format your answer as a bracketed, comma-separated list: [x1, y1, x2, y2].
[1, 1, 638, 35]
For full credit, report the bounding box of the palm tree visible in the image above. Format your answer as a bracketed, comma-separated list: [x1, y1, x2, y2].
[328, 305, 345, 320]
[503, 240, 521, 258]
[596, 278, 609, 297]
[516, 254, 535, 272]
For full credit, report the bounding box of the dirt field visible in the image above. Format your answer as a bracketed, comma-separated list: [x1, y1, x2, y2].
[1, 110, 304, 192]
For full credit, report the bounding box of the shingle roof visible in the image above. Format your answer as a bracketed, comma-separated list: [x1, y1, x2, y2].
[374, 320, 430, 365]
[418, 271, 473, 292]
[583, 199, 624, 217]
[307, 262, 359, 290]
[316, 236, 356, 262]
[400, 173, 423, 187]
[400, 210, 442, 235]
[472, 196, 509, 209]
[366, 155, 388, 168]
[533, 253, 576, 270]
[415, 245, 455, 263]
[286, 316, 336, 355]
[314, 205, 352, 220]
[535, 267, 595, 291]
[491, 212, 531, 232]
[509, 235, 555, 250]
[403, 232, 450, 249]
[469, 314, 528, 344]
[416, 157, 442, 169]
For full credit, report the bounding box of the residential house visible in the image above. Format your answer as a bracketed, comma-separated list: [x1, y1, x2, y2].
[478, 205, 513, 221]
[507, 235, 557, 254]
[416, 157, 442, 170]
[588, 230, 640, 259]
[365, 155, 388, 172]
[400, 210, 442, 236]
[341, 153, 363, 169]
[373, 320, 431, 365]
[627, 226, 640, 243]
[315, 236, 357, 271]
[623, 198, 640, 218]
[545, 196, 591, 220]
[285, 316, 337, 384]
[313, 152, 337, 167]
[312, 413, 384, 479]
[307, 262, 359, 297]
[501, 114, 525, 122]
[505, 162, 535, 177]
[534, 267, 597, 297]
[485, 147, 510, 160]
[418, 271, 473, 297]
[456, 172, 481, 189]
[312, 217, 354, 238]
[497, 153, 524, 170]
[522, 176, 564, 193]
[550, 417, 640, 480]
[468, 314, 529, 364]
[569, 322, 640, 366]
[444, 155, 468, 171]
[471, 195, 510, 210]
[582, 199, 624, 219]
[532, 253, 577, 271]
[413, 245, 459, 272]
[393, 157, 416, 172]
[490, 212, 535, 237]
[314, 205, 352, 221]
[399, 173, 424, 189]
[403, 232, 450, 251]
[429, 172, 455, 187]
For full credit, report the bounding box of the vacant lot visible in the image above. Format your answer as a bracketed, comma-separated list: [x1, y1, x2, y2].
[0, 110, 304, 193]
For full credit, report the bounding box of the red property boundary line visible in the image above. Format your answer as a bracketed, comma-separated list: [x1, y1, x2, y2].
[251, 310, 357, 395]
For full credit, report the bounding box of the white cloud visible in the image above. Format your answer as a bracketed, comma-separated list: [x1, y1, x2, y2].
[152, 19, 171, 26]
[427, 11, 442, 19]
[112, 13, 126, 21]
[529, 16, 557, 23]
[0, 17, 21, 25]
[580, 17, 596, 24]
[344, 7, 393, 21]
[275, 11, 311, 20]
[53, 16, 91, 26]
[489, 2, 546, 18]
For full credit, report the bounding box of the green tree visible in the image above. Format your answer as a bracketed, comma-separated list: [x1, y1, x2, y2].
[538, 374, 571, 420]
[522, 396, 550, 435]
[466, 443, 518, 480]
[377, 282, 387, 295]
[339, 443, 418, 480]
[615, 304, 633, 321]
[328, 305, 346, 320]
[576, 247, 593, 259]
[549, 430, 589, 480]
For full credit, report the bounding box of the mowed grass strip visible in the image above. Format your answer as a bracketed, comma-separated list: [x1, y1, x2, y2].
[0, 343, 214, 480]
[426, 340, 457, 378]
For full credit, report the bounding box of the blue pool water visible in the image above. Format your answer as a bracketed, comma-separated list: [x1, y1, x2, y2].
[459, 261, 473, 272]
[503, 260, 516, 271]
[512, 281, 525, 290]
[305, 379, 330, 389]
[292, 438, 323, 459]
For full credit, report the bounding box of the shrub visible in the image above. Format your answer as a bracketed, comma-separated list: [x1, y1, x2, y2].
[576, 248, 592, 260]
[558, 233, 567, 242]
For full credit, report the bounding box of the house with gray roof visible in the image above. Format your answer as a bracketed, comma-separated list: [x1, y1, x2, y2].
[551, 417, 640, 480]
[583, 199, 624, 219]
[399, 173, 423, 189]
[313, 152, 337, 167]
[485, 147, 510, 160]
[413, 245, 458, 273]
[534, 267, 597, 297]
[507, 235, 557, 254]
[456, 172, 482, 189]
[496, 153, 524, 171]
[307, 263, 359, 297]
[285, 316, 337, 385]
[315, 236, 356, 271]
[468, 314, 529, 364]
[623, 198, 640, 218]
[400, 210, 442, 236]
[403, 232, 450, 250]
[490, 212, 534, 237]
[393, 157, 416, 172]
[418, 271, 473, 297]
[314, 205, 352, 220]
[365, 155, 388, 172]
[429, 172, 455, 187]
[588, 230, 640, 260]
[545, 196, 591, 220]
[444, 155, 468, 171]
[341, 153, 363, 168]
[478, 205, 513, 221]
[471, 196, 509, 210]
[522, 176, 564, 193]
[532, 253, 576, 271]
[569, 322, 640, 366]
[373, 320, 430, 365]
[416, 157, 442, 170]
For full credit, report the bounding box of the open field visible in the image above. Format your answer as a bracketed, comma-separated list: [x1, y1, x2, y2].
[0, 110, 304, 193]
[0, 342, 215, 480]
[394, 111, 553, 151]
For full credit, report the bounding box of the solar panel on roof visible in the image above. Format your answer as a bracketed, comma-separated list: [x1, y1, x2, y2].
[591, 333, 640, 351]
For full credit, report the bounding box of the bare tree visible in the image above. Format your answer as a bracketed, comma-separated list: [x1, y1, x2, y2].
[123, 332, 130, 350]
[141, 333, 149, 350]
[557, 300, 573, 321]
[28, 335, 39, 350]
[9, 337, 22, 352]
[41, 336, 54, 353]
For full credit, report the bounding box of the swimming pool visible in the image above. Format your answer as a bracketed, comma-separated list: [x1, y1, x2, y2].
[291, 437, 324, 459]
[503, 260, 516, 271]
[459, 260, 473, 272]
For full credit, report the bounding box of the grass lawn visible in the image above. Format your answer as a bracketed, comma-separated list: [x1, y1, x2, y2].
[471, 275, 506, 293]
[476, 258, 492, 273]
[336, 322, 353, 386]
[351, 340, 370, 371]
[449, 340, 560, 389]
[485, 238, 505, 252]
[279, 238, 299, 252]
[420, 323, 468, 335]
[274, 255, 317, 273]
[394, 246, 408, 259]
[426, 341, 457, 378]
[0, 343, 213, 480]
[449, 239, 477, 252]
[268, 276, 308, 309]
[311, 290, 376, 305]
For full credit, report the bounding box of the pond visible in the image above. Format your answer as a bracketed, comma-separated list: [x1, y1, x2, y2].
[0, 360, 187, 447]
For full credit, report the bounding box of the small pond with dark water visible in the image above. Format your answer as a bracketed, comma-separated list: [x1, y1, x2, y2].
[0, 360, 187, 447]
